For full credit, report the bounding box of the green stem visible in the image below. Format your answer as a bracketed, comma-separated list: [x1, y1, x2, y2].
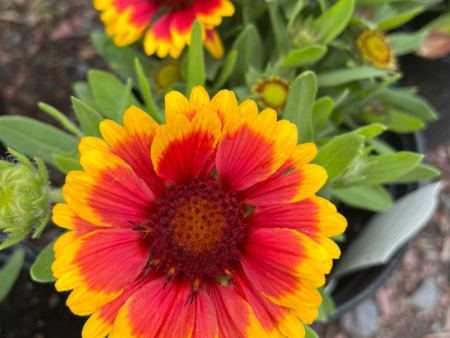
[38, 103, 85, 138]
[48, 189, 65, 204]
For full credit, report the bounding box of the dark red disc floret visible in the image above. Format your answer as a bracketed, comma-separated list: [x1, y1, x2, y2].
[148, 177, 249, 282]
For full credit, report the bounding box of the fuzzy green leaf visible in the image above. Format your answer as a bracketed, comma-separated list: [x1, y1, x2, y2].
[381, 89, 438, 121]
[213, 50, 238, 92]
[352, 123, 387, 139]
[317, 67, 387, 87]
[0, 117, 78, 166]
[0, 249, 24, 302]
[378, 7, 424, 31]
[314, 0, 355, 44]
[391, 164, 441, 183]
[30, 238, 57, 283]
[312, 96, 334, 131]
[332, 185, 393, 211]
[304, 325, 320, 338]
[389, 30, 428, 55]
[362, 109, 425, 133]
[282, 46, 327, 68]
[52, 153, 82, 174]
[284, 71, 317, 144]
[314, 133, 364, 181]
[71, 97, 103, 138]
[187, 20, 205, 96]
[134, 58, 161, 123]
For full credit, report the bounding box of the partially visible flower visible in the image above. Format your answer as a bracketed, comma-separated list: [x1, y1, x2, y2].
[254, 77, 290, 112]
[155, 62, 181, 91]
[0, 149, 49, 250]
[52, 87, 346, 338]
[94, 0, 235, 59]
[357, 30, 396, 69]
[416, 30, 450, 59]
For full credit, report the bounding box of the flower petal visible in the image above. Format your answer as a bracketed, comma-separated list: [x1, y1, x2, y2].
[64, 150, 155, 228]
[247, 196, 346, 258]
[52, 229, 150, 316]
[194, 0, 235, 26]
[208, 282, 268, 338]
[204, 29, 224, 59]
[79, 137, 110, 154]
[233, 266, 305, 338]
[237, 143, 325, 205]
[52, 203, 105, 235]
[210, 90, 238, 127]
[170, 6, 197, 49]
[165, 87, 211, 125]
[151, 106, 222, 185]
[111, 277, 195, 338]
[144, 12, 183, 59]
[238, 164, 327, 206]
[240, 228, 331, 324]
[216, 102, 297, 192]
[192, 288, 219, 338]
[82, 270, 158, 338]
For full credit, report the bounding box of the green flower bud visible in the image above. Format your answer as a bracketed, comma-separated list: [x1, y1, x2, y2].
[289, 18, 320, 48]
[0, 149, 50, 250]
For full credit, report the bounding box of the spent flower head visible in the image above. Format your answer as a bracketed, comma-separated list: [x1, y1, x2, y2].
[357, 30, 396, 69]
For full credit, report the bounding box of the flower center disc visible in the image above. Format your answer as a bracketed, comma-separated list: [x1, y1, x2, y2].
[150, 177, 249, 281]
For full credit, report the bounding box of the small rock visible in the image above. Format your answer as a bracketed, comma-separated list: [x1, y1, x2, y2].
[375, 286, 392, 315]
[440, 235, 450, 262]
[340, 299, 379, 338]
[408, 278, 438, 311]
[431, 322, 443, 333]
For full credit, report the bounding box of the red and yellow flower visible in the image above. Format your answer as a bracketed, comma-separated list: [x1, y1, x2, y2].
[93, 0, 234, 59]
[52, 86, 347, 338]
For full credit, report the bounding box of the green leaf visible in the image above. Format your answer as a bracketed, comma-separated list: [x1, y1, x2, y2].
[282, 46, 327, 68]
[378, 7, 424, 31]
[0, 230, 31, 250]
[391, 164, 441, 183]
[317, 67, 387, 87]
[187, 20, 206, 97]
[312, 96, 334, 131]
[267, 0, 291, 55]
[314, 0, 355, 44]
[71, 97, 104, 138]
[0, 116, 79, 165]
[229, 25, 263, 87]
[352, 123, 387, 139]
[52, 153, 82, 174]
[388, 30, 428, 55]
[335, 152, 423, 187]
[381, 89, 438, 121]
[117, 78, 133, 123]
[72, 81, 101, 111]
[213, 50, 238, 92]
[304, 324, 320, 338]
[315, 287, 336, 323]
[332, 185, 393, 211]
[30, 238, 57, 283]
[88, 70, 141, 120]
[284, 71, 317, 144]
[38, 103, 84, 138]
[314, 133, 365, 181]
[362, 109, 425, 133]
[134, 58, 161, 124]
[0, 249, 24, 302]
[367, 138, 396, 155]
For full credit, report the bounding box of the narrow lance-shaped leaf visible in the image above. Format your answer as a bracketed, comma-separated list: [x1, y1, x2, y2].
[388, 30, 428, 55]
[282, 46, 327, 68]
[391, 164, 440, 183]
[332, 185, 393, 212]
[117, 78, 133, 124]
[187, 20, 205, 96]
[266, 0, 291, 55]
[0, 249, 25, 302]
[0, 116, 79, 165]
[314, 0, 355, 44]
[134, 58, 162, 124]
[284, 71, 317, 144]
[30, 238, 57, 283]
[334, 152, 423, 188]
[71, 97, 104, 138]
[378, 7, 424, 31]
[52, 153, 83, 174]
[38, 103, 84, 138]
[312, 96, 333, 131]
[317, 67, 387, 87]
[351, 123, 387, 139]
[313, 133, 365, 182]
[213, 50, 238, 92]
[304, 324, 320, 338]
[229, 25, 263, 87]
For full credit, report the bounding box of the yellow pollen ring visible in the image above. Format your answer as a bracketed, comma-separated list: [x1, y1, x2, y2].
[254, 78, 290, 111]
[357, 30, 396, 69]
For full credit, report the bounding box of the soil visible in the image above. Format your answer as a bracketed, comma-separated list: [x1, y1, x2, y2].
[1, 1, 450, 338]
